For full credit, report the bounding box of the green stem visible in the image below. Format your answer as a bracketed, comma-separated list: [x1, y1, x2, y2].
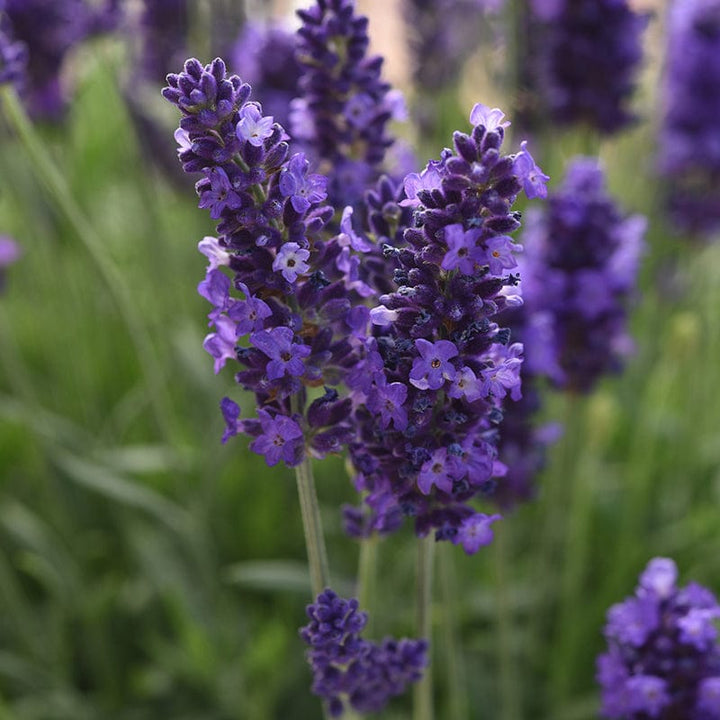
[413, 534, 435, 720]
[356, 533, 378, 637]
[294, 454, 330, 600]
[439, 543, 468, 720]
[495, 528, 521, 720]
[0, 87, 172, 440]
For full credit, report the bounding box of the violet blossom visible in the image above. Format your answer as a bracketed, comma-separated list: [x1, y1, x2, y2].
[342, 102, 548, 548]
[658, 0, 720, 236]
[520, 157, 646, 393]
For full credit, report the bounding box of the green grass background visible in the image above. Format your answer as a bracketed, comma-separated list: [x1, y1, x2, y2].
[1, 21, 719, 720]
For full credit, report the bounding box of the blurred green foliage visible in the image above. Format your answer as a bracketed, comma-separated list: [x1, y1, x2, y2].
[1, 27, 719, 720]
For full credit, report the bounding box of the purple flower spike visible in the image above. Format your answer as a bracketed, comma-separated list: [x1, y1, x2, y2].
[409, 339, 458, 390]
[597, 557, 720, 719]
[236, 103, 275, 147]
[526, 0, 648, 135]
[301, 588, 428, 717]
[521, 157, 646, 393]
[250, 326, 310, 381]
[250, 410, 304, 467]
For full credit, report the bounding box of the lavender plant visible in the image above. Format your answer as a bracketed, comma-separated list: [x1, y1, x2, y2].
[291, 0, 405, 208]
[525, 0, 648, 134]
[162, 0, 551, 710]
[520, 157, 646, 393]
[597, 558, 720, 718]
[659, 0, 720, 236]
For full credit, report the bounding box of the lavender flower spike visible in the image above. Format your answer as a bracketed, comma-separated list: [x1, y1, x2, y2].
[293, 0, 403, 207]
[520, 157, 646, 393]
[344, 102, 548, 546]
[528, 0, 648, 134]
[164, 58, 367, 467]
[597, 558, 720, 719]
[301, 588, 428, 717]
[659, 0, 720, 236]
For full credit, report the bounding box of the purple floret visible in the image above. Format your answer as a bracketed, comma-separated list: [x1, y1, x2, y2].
[250, 410, 304, 467]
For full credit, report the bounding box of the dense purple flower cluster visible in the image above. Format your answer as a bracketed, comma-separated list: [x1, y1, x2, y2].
[528, 0, 648, 134]
[292, 0, 405, 207]
[230, 21, 301, 129]
[342, 104, 548, 546]
[163, 57, 368, 466]
[1, 0, 119, 118]
[138, 0, 189, 83]
[300, 588, 427, 717]
[659, 0, 720, 236]
[597, 558, 720, 718]
[520, 158, 645, 393]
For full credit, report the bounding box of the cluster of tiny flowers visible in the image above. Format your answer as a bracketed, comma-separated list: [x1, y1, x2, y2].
[230, 20, 302, 129]
[0, 0, 119, 118]
[292, 0, 405, 207]
[163, 57, 372, 466]
[0, 235, 20, 293]
[520, 157, 646, 393]
[138, 0, 189, 83]
[597, 558, 720, 718]
[527, 0, 648, 134]
[659, 0, 720, 236]
[343, 104, 549, 548]
[300, 588, 428, 717]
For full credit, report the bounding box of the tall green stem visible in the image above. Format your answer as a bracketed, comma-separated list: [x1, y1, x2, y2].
[495, 528, 521, 720]
[413, 534, 435, 720]
[294, 455, 330, 599]
[356, 533, 378, 637]
[439, 543, 468, 720]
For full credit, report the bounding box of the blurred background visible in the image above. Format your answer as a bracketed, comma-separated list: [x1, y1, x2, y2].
[1, 0, 719, 718]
